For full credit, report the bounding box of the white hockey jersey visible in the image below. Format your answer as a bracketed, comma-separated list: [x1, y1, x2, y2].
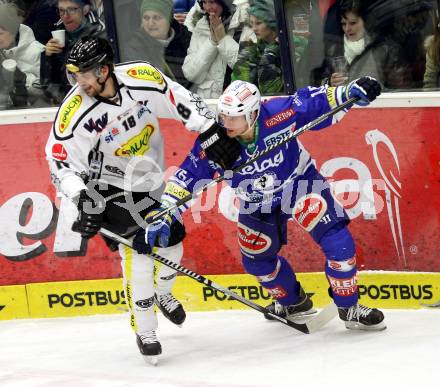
[45, 61, 216, 199]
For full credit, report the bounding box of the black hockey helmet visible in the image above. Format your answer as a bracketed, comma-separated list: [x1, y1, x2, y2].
[66, 36, 114, 74]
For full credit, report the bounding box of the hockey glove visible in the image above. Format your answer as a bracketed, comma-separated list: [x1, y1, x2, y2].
[132, 206, 181, 255]
[72, 190, 104, 239]
[198, 122, 241, 170]
[347, 76, 382, 106]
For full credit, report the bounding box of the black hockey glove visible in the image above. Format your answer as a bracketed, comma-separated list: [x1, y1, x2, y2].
[72, 190, 104, 239]
[198, 122, 241, 170]
[348, 76, 382, 106]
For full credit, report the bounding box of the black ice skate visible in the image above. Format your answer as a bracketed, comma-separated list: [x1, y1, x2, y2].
[155, 293, 186, 326]
[136, 331, 162, 365]
[264, 287, 316, 321]
[338, 304, 386, 331]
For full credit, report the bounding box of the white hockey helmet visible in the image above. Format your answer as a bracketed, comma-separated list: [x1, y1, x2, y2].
[217, 80, 261, 127]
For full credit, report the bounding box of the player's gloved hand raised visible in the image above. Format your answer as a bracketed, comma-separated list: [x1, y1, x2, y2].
[198, 122, 241, 170]
[132, 206, 181, 255]
[72, 189, 104, 239]
[347, 76, 381, 106]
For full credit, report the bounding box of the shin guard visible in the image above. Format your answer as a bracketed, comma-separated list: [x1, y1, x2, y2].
[242, 255, 301, 306]
[320, 227, 358, 308]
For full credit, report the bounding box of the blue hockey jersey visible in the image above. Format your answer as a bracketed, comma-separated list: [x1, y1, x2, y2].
[162, 85, 351, 211]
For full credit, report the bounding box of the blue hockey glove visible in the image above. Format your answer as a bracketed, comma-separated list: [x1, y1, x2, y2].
[347, 76, 382, 106]
[132, 206, 181, 255]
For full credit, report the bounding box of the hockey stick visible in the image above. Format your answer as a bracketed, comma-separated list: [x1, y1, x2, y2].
[151, 97, 359, 222]
[99, 227, 337, 334]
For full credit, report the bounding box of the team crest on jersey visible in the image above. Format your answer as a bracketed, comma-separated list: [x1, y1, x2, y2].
[57, 95, 82, 137]
[252, 172, 277, 192]
[237, 223, 271, 255]
[127, 66, 164, 84]
[293, 193, 327, 232]
[114, 124, 155, 157]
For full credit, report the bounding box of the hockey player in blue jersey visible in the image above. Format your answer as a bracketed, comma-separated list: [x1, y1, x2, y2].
[133, 77, 386, 331]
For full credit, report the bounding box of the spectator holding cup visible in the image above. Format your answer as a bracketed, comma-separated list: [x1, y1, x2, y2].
[40, 0, 106, 104]
[321, 0, 365, 86]
[0, 2, 45, 108]
[320, 0, 407, 89]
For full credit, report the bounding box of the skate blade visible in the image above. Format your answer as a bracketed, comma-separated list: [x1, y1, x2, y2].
[344, 321, 387, 331]
[142, 355, 160, 366]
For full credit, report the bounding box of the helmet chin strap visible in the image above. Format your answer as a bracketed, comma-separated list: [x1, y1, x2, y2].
[239, 111, 258, 140]
[95, 66, 110, 93]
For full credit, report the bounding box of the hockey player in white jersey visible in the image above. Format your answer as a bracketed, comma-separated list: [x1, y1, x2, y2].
[45, 36, 241, 364]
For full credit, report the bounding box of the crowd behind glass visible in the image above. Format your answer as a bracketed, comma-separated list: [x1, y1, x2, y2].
[0, 0, 438, 111]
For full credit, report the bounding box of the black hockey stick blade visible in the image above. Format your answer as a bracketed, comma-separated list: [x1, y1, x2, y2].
[99, 227, 337, 334]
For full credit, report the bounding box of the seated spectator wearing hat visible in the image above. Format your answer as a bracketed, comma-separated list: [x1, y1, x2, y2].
[0, 2, 45, 108]
[232, 0, 283, 95]
[40, 0, 106, 104]
[182, 0, 255, 98]
[124, 0, 193, 89]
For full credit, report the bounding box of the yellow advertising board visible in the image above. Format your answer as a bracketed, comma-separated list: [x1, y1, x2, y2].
[27, 279, 126, 318]
[1, 272, 439, 320]
[0, 285, 29, 320]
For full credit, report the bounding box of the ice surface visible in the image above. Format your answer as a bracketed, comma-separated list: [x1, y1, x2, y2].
[0, 309, 439, 387]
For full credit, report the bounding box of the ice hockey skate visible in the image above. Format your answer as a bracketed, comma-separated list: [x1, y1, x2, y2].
[264, 287, 317, 322]
[136, 331, 162, 365]
[338, 304, 386, 331]
[155, 293, 186, 326]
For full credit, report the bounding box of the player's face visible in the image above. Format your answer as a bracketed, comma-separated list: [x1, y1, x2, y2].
[219, 114, 249, 137]
[0, 28, 13, 49]
[341, 11, 365, 42]
[142, 10, 170, 40]
[71, 69, 103, 97]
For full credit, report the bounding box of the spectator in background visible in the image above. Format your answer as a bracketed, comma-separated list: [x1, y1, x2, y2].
[17, 1, 59, 45]
[90, 0, 105, 24]
[182, 0, 255, 98]
[174, 0, 196, 24]
[232, 0, 282, 94]
[125, 0, 193, 89]
[40, 0, 106, 104]
[389, 2, 432, 89]
[423, 11, 440, 88]
[0, 2, 45, 108]
[320, 0, 408, 89]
